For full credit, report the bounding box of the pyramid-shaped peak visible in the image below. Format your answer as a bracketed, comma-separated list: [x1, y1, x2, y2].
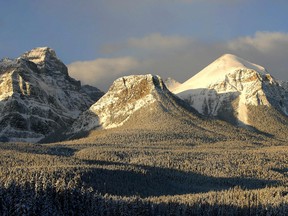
[21, 47, 58, 64]
[219, 53, 242, 59]
[215, 53, 266, 73]
[217, 53, 244, 65]
[173, 54, 267, 93]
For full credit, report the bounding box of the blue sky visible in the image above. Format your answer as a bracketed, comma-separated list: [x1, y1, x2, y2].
[1, 0, 288, 90]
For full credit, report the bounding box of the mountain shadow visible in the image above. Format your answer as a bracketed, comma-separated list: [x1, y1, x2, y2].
[80, 160, 278, 197]
[181, 88, 240, 124]
[0, 142, 76, 157]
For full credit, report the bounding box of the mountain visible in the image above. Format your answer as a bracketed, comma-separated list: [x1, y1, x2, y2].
[0, 47, 103, 142]
[173, 54, 288, 139]
[279, 80, 288, 91]
[164, 77, 181, 92]
[67, 74, 265, 143]
[68, 74, 190, 134]
[80, 85, 104, 102]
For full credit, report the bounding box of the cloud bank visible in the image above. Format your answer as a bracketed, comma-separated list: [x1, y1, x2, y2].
[68, 32, 288, 91]
[68, 57, 140, 90]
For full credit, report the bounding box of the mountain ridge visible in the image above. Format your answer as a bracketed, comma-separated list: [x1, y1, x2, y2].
[1, 49, 287, 143]
[66, 74, 268, 144]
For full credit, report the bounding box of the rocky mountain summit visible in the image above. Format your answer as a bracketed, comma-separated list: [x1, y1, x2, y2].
[69, 74, 183, 133]
[0, 47, 103, 142]
[173, 54, 288, 138]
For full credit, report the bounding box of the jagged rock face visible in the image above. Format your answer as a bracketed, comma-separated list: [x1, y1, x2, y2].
[0, 47, 102, 142]
[174, 54, 288, 138]
[182, 69, 287, 114]
[80, 85, 104, 102]
[279, 80, 288, 92]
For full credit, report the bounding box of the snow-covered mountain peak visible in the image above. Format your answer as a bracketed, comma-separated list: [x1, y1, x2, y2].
[0, 47, 103, 142]
[21, 47, 57, 64]
[174, 54, 267, 93]
[213, 54, 267, 74]
[21, 47, 69, 76]
[68, 74, 172, 133]
[173, 54, 288, 138]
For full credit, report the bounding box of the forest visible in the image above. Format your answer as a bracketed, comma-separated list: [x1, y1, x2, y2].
[0, 127, 288, 215]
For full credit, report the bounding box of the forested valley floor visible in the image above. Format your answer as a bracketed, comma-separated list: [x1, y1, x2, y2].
[1, 128, 288, 215]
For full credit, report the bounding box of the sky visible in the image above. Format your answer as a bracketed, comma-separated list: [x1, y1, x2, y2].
[1, 0, 288, 90]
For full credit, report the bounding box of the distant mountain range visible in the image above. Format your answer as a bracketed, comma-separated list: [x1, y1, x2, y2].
[0, 48, 287, 142]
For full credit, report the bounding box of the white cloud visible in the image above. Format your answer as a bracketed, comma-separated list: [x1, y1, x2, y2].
[70, 32, 288, 91]
[68, 57, 140, 91]
[101, 33, 193, 54]
[127, 33, 193, 50]
[227, 32, 288, 77]
[228, 32, 288, 52]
